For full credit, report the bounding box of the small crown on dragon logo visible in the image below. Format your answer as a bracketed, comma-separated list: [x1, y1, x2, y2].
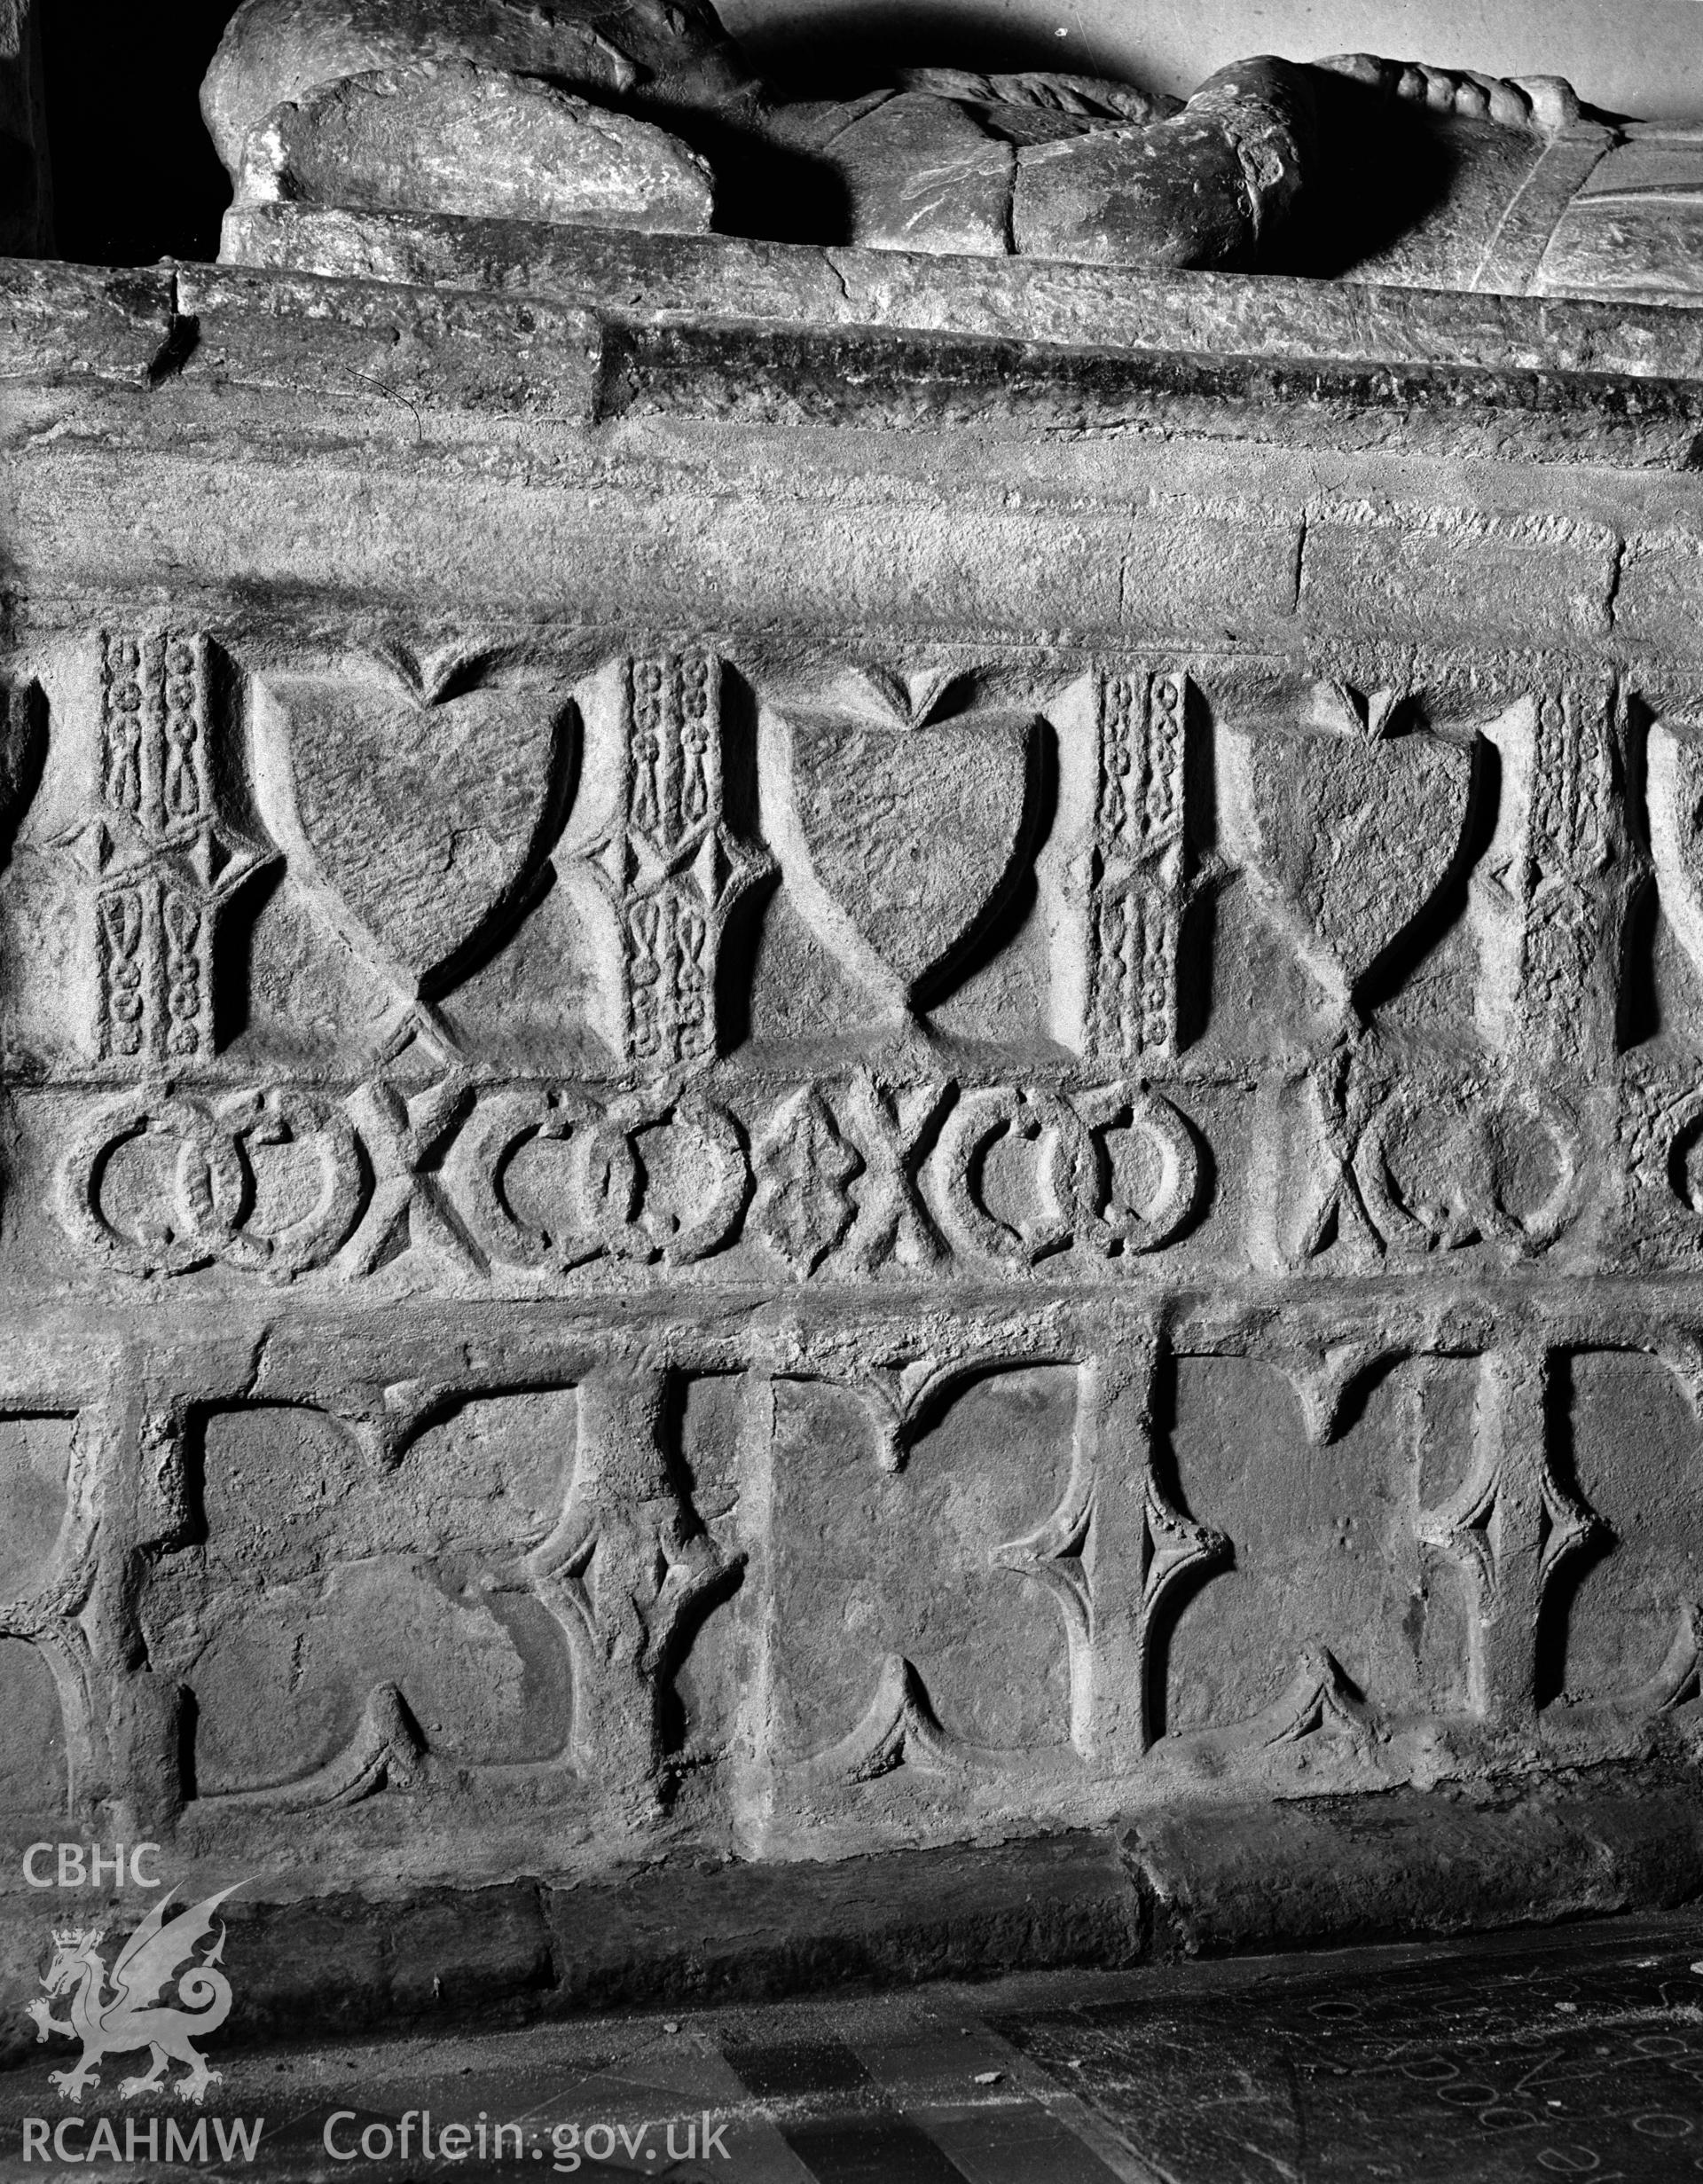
[30, 1885, 243, 2106]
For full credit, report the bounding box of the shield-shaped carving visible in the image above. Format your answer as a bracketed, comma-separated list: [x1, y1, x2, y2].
[1228, 695, 1475, 1004]
[762, 706, 1034, 1009]
[254, 672, 568, 998]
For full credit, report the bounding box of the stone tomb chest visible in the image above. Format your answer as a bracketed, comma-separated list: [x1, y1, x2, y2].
[3, 208, 1703, 1979]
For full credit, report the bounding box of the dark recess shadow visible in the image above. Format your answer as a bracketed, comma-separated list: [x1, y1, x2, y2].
[43, 0, 239, 265]
[215, 857, 285, 1057]
[40, 1, 1469, 273]
[1141, 1350, 1230, 1746]
[716, 668, 781, 1057]
[177, 1686, 200, 1804]
[1283, 71, 1463, 280]
[1175, 685, 1219, 1052]
[1322, 1351, 1399, 1444]
[1618, 694, 1660, 1052]
[1620, 875, 1661, 1051]
[1533, 1352, 1613, 1711]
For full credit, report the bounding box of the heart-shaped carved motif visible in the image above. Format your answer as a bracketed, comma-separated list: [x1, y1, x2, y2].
[1230, 719, 1474, 1002]
[762, 708, 1033, 1007]
[255, 674, 567, 995]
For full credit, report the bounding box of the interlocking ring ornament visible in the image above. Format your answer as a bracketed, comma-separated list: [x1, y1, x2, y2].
[59, 1089, 363, 1278]
[59, 1095, 243, 1276]
[1355, 1088, 1583, 1256]
[574, 1090, 749, 1264]
[938, 1082, 1201, 1267]
[449, 1088, 600, 1274]
[196, 1089, 364, 1277]
[58, 1074, 1211, 1282]
[1354, 1088, 1480, 1255]
[937, 1088, 1096, 1267]
[1463, 1093, 1584, 1253]
[1072, 1084, 1201, 1257]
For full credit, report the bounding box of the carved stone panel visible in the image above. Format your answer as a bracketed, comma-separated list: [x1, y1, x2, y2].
[254, 649, 571, 1060]
[61, 633, 272, 1068]
[5, 244, 1703, 1929]
[569, 651, 769, 1073]
[1161, 1354, 1476, 1746]
[141, 1396, 577, 1802]
[1475, 679, 1636, 1074]
[1085, 669, 1192, 1064]
[1542, 1351, 1703, 1732]
[759, 668, 1036, 1023]
[769, 1366, 1083, 1779]
[1228, 685, 1475, 1017]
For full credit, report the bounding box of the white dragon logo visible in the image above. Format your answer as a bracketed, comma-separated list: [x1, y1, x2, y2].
[27, 1886, 240, 2105]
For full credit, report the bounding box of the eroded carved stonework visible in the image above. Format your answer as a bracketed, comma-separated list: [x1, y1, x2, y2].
[5, 614, 1701, 1851]
[66, 633, 271, 1069]
[4, 223, 1703, 1922]
[1086, 670, 1191, 1065]
[572, 649, 769, 1072]
[200, 0, 1703, 308]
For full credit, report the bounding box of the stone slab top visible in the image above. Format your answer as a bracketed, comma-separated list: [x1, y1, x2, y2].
[7, 214, 1703, 467]
[220, 201, 1703, 389]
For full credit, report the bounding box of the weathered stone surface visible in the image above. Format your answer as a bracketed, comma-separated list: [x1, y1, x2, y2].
[2, 248, 1703, 1930]
[221, 1882, 553, 2036]
[546, 1834, 1143, 2008]
[197, 2, 1703, 305]
[12, 4, 1703, 2052]
[1012, 59, 1307, 273]
[252, 661, 570, 1009]
[176, 261, 603, 425]
[237, 64, 715, 233]
[0, 260, 177, 388]
[205, 206, 1703, 472]
[828, 92, 1013, 258]
[6, 1773, 1695, 2058]
[1225, 692, 1477, 1009]
[1541, 127, 1703, 305]
[1129, 1772, 1703, 1956]
[762, 680, 1034, 1011]
[205, 205, 1703, 380]
[200, 0, 757, 179]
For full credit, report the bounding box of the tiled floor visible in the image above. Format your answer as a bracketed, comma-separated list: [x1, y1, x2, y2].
[5, 1908, 1703, 2180]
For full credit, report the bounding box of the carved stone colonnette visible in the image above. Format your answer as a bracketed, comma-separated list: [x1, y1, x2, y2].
[2, 240, 1703, 1920]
